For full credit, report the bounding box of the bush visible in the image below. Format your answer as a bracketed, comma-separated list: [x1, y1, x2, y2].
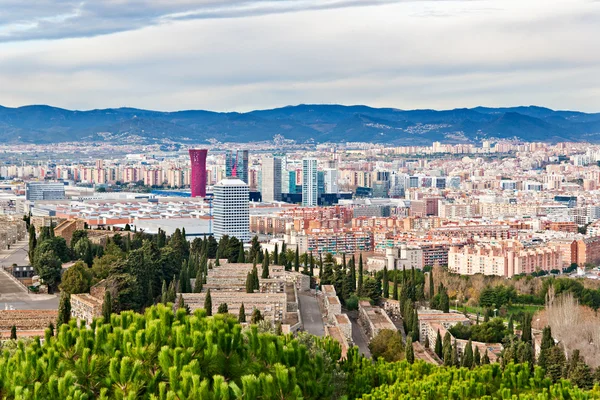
[345, 294, 359, 311]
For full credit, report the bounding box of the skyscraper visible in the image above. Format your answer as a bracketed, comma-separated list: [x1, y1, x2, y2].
[213, 178, 250, 242]
[323, 168, 339, 194]
[189, 149, 208, 197]
[261, 156, 282, 202]
[302, 158, 318, 206]
[225, 150, 249, 184]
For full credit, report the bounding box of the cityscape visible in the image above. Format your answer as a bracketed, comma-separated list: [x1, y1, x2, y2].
[1, 0, 600, 398]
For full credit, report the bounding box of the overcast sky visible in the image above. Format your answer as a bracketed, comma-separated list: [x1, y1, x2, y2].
[0, 0, 598, 112]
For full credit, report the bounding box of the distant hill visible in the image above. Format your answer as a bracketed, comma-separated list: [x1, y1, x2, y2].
[1, 104, 599, 144]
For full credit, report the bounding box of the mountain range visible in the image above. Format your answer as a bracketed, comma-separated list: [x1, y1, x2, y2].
[1, 104, 599, 145]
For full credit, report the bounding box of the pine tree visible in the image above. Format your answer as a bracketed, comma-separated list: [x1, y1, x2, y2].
[238, 303, 246, 322]
[429, 269, 434, 299]
[102, 290, 112, 322]
[462, 339, 474, 368]
[405, 336, 414, 364]
[357, 253, 364, 296]
[474, 346, 481, 366]
[261, 250, 270, 279]
[10, 325, 16, 340]
[57, 292, 71, 328]
[204, 289, 212, 316]
[382, 266, 389, 299]
[217, 303, 228, 314]
[294, 245, 300, 272]
[435, 329, 443, 358]
[482, 349, 490, 365]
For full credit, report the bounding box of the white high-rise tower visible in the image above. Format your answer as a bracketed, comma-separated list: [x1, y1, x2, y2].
[213, 178, 250, 242]
[302, 158, 318, 206]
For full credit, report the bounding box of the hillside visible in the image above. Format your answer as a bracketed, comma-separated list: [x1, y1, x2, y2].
[1, 104, 599, 144]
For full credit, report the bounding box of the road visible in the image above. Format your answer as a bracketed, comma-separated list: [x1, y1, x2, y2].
[349, 317, 371, 357]
[298, 292, 325, 336]
[0, 240, 59, 310]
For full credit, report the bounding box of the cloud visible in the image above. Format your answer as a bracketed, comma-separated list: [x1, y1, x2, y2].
[0, 0, 448, 42]
[0, 0, 598, 112]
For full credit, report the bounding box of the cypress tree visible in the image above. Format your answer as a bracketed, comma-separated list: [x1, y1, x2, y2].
[451, 341, 460, 367]
[57, 292, 71, 328]
[194, 268, 203, 293]
[482, 349, 490, 365]
[424, 335, 430, 349]
[357, 253, 364, 296]
[412, 309, 419, 341]
[237, 244, 245, 263]
[309, 254, 315, 277]
[474, 346, 481, 366]
[429, 270, 434, 299]
[319, 253, 323, 278]
[521, 313, 532, 344]
[350, 255, 356, 292]
[508, 314, 514, 333]
[405, 336, 414, 364]
[48, 322, 54, 337]
[252, 265, 260, 291]
[217, 303, 228, 314]
[245, 272, 254, 293]
[161, 280, 168, 304]
[382, 266, 389, 299]
[215, 250, 220, 266]
[442, 332, 452, 366]
[10, 325, 16, 340]
[294, 245, 300, 272]
[392, 266, 399, 300]
[273, 244, 279, 265]
[28, 224, 37, 265]
[435, 329, 443, 358]
[238, 303, 246, 322]
[204, 289, 212, 316]
[261, 250, 270, 279]
[463, 339, 474, 368]
[251, 308, 263, 324]
[102, 290, 112, 322]
[538, 326, 554, 371]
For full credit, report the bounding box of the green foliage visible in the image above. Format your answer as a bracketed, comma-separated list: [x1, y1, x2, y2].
[57, 292, 71, 328]
[405, 337, 414, 364]
[10, 325, 16, 340]
[204, 288, 212, 316]
[60, 261, 93, 294]
[102, 290, 112, 322]
[450, 318, 508, 343]
[34, 250, 63, 291]
[217, 303, 228, 314]
[368, 329, 404, 362]
[238, 303, 246, 323]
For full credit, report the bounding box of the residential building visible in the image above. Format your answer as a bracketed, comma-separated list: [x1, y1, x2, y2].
[213, 178, 250, 242]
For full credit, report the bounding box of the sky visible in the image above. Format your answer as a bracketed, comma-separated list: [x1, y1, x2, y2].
[0, 0, 599, 112]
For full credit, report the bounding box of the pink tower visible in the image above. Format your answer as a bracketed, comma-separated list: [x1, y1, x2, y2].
[189, 149, 208, 197]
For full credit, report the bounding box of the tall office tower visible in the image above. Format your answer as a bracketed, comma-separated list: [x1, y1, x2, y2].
[323, 168, 339, 194]
[302, 158, 318, 206]
[213, 178, 250, 242]
[225, 150, 249, 184]
[261, 156, 282, 202]
[189, 149, 208, 197]
[26, 182, 66, 201]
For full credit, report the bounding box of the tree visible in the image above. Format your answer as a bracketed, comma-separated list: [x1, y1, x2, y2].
[429, 270, 434, 299]
[294, 245, 300, 272]
[34, 250, 63, 292]
[368, 329, 404, 362]
[382, 266, 389, 299]
[392, 266, 399, 300]
[217, 303, 228, 314]
[474, 346, 481, 366]
[251, 308, 263, 324]
[10, 325, 16, 340]
[194, 268, 203, 293]
[357, 253, 364, 296]
[248, 236, 262, 264]
[261, 250, 270, 279]
[443, 332, 452, 366]
[451, 341, 460, 367]
[237, 243, 245, 263]
[482, 349, 490, 365]
[204, 289, 212, 316]
[462, 339, 474, 368]
[405, 336, 414, 364]
[57, 292, 71, 328]
[507, 315, 514, 334]
[273, 243, 279, 265]
[28, 224, 37, 265]
[238, 303, 246, 322]
[60, 261, 93, 294]
[363, 277, 382, 303]
[102, 290, 112, 322]
[440, 285, 450, 313]
[435, 330, 443, 358]
[537, 326, 554, 371]
[245, 272, 254, 293]
[521, 313, 532, 344]
[570, 361, 594, 390]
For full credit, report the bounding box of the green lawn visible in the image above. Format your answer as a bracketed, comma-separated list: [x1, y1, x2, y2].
[458, 303, 544, 319]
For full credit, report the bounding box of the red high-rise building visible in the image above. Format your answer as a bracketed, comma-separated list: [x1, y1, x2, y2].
[189, 149, 208, 197]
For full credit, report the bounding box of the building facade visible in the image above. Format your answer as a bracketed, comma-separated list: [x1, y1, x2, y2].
[261, 156, 282, 202]
[213, 178, 250, 242]
[189, 149, 208, 198]
[26, 182, 66, 201]
[302, 158, 318, 206]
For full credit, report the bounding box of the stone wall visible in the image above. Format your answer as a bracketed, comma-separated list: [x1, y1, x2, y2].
[70, 293, 103, 325]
